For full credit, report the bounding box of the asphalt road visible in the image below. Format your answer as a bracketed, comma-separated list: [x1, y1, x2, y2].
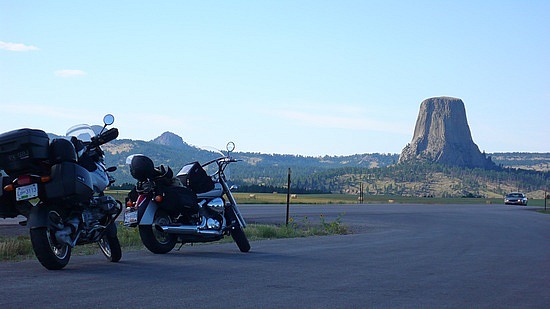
[1, 203, 549, 308]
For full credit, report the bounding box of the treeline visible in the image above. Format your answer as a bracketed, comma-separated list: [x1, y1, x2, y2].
[235, 184, 329, 194]
[289, 163, 549, 196]
[491, 152, 550, 168]
[231, 162, 549, 197]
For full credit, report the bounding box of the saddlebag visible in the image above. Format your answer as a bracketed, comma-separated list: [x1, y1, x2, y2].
[156, 185, 199, 215]
[176, 162, 215, 194]
[0, 129, 50, 176]
[44, 162, 93, 203]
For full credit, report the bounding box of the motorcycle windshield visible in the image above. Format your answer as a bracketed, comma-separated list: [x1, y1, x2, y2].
[66, 124, 95, 142]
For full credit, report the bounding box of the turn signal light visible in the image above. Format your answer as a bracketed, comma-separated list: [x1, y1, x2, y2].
[40, 176, 51, 183]
[126, 201, 134, 207]
[3, 184, 14, 192]
[154, 195, 163, 203]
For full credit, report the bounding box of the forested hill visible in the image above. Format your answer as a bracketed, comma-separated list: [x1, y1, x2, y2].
[490, 152, 550, 172]
[100, 133, 548, 198]
[101, 138, 399, 186]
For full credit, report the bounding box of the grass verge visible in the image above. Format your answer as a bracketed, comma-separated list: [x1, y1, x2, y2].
[1, 214, 348, 261]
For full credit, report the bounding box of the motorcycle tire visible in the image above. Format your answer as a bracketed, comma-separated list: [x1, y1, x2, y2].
[139, 209, 176, 254]
[98, 222, 122, 262]
[231, 225, 251, 253]
[30, 226, 71, 270]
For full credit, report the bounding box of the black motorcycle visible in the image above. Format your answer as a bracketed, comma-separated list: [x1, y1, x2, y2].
[0, 114, 122, 270]
[123, 142, 250, 254]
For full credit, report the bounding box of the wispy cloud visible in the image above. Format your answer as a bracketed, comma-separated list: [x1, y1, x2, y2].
[0, 41, 39, 52]
[54, 70, 87, 77]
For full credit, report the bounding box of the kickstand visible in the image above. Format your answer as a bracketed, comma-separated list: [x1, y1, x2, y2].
[176, 243, 185, 251]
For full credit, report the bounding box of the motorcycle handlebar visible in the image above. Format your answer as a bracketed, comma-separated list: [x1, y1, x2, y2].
[201, 156, 240, 168]
[89, 128, 119, 149]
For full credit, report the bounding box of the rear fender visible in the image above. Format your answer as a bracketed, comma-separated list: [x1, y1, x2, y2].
[138, 199, 158, 225]
[27, 203, 50, 229]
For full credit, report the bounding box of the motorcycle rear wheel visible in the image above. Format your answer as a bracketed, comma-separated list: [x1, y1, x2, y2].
[30, 227, 71, 270]
[139, 209, 176, 254]
[98, 222, 122, 262]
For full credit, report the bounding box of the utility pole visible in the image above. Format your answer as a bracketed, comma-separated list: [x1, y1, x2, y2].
[286, 168, 291, 226]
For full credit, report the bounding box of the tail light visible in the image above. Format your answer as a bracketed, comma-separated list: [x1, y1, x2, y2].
[4, 175, 49, 192]
[17, 175, 32, 186]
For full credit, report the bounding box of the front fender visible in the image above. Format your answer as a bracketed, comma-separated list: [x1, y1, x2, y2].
[139, 200, 158, 225]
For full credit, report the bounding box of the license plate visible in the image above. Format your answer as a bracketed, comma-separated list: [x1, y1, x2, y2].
[16, 183, 38, 201]
[124, 209, 138, 227]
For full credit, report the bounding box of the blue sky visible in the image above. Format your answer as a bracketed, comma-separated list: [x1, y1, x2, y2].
[1, 1, 548, 156]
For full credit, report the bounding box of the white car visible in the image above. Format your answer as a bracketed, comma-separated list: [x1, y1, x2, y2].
[504, 192, 528, 206]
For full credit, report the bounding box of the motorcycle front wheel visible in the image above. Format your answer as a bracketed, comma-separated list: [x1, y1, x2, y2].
[231, 225, 251, 253]
[139, 209, 176, 254]
[226, 209, 250, 252]
[98, 222, 122, 262]
[30, 226, 71, 270]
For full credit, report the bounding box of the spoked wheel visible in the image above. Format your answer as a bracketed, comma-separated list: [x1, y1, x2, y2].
[98, 222, 122, 262]
[30, 210, 71, 270]
[139, 209, 176, 254]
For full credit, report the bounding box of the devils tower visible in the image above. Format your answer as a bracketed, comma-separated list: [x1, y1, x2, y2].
[399, 97, 495, 169]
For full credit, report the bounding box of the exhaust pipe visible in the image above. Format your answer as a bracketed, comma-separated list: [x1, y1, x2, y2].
[154, 224, 223, 236]
[153, 217, 223, 236]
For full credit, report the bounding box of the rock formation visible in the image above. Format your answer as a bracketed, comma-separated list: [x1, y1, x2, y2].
[151, 131, 188, 149]
[399, 97, 495, 169]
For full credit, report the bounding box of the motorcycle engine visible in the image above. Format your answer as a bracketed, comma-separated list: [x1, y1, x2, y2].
[82, 207, 104, 230]
[206, 218, 221, 229]
[91, 195, 119, 215]
[205, 197, 225, 214]
[82, 196, 119, 230]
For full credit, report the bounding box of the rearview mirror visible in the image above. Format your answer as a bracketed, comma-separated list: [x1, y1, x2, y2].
[103, 114, 115, 125]
[226, 141, 235, 153]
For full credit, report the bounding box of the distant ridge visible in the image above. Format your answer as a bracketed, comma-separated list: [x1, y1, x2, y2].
[151, 131, 189, 149]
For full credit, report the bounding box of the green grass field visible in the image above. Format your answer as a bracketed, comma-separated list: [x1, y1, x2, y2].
[106, 190, 550, 207]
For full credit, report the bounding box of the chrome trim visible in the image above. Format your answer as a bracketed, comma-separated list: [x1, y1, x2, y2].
[154, 222, 223, 236]
[206, 197, 224, 213]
